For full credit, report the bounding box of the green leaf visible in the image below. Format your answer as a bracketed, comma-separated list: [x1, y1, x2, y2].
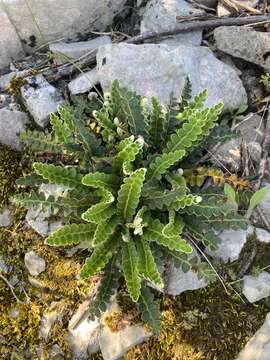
[138, 285, 161, 334]
[246, 187, 268, 218]
[137, 238, 163, 287]
[12, 192, 62, 213]
[89, 258, 121, 319]
[80, 235, 118, 279]
[148, 150, 185, 181]
[117, 168, 146, 221]
[172, 194, 202, 211]
[113, 136, 143, 172]
[46, 223, 96, 246]
[21, 130, 61, 153]
[82, 172, 119, 190]
[149, 97, 165, 146]
[143, 187, 186, 210]
[93, 215, 119, 245]
[33, 163, 83, 188]
[224, 183, 238, 209]
[50, 112, 73, 144]
[121, 241, 141, 302]
[143, 218, 193, 253]
[82, 188, 115, 224]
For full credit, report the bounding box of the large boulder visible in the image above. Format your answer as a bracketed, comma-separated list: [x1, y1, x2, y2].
[96, 43, 247, 111]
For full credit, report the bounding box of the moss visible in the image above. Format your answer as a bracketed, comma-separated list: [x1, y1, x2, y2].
[7, 75, 27, 97]
[125, 282, 269, 360]
[0, 145, 21, 209]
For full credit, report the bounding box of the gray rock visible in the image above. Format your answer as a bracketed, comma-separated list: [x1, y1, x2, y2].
[141, 0, 203, 47]
[236, 113, 265, 144]
[24, 250, 46, 276]
[217, 0, 259, 17]
[99, 324, 152, 360]
[1, 0, 127, 51]
[66, 316, 100, 359]
[0, 10, 24, 69]
[214, 26, 270, 72]
[243, 271, 270, 303]
[194, 0, 217, 7]
[26, 208, 51, 237]
[207, 228, 252, 263]
[68, 68, 99, 95]
[97, 43, 247, 112]
[255, 228, 270, 243]
[211, 138, 242, 172]
[236, 312, 270, 360]
[21, 75, 64, 128]
[0, 72, 15, 91]
[50, 36, 111, 64]
[0, 208, 12, 227]
[40, 302, 65, 342]
[166, 261, 208, 296]
[0, 108, 28, 150]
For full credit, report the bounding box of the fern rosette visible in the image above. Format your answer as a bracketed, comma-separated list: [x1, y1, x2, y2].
[14, 80, 248, 332]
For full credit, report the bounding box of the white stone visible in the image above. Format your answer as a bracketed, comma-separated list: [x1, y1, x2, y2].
[207, 228, 251, 263]
[26, 208, 51, 237]
[97, 43, 247, 112]
[99, 324, 152, 360]
[40, 302, 65, 342]
[66, 316, 100, 359]
[0, 208, 12, 227]
[243, 271, 270, 303]
[255, 228, 270, 243]
[141, 0, 204, 46]
[1, 0, 127, 51]
[68, 68, 100, 95]
[21, 75, 64, 128]
[236, 313, 270, 360]
[0, 108, 28, 150]
[0, 10, 24, 69]
[166, 262, 208, 296]
[39, 183, 69, 200]
[50, 36, 111, 64]
[24, 250, 46, 276]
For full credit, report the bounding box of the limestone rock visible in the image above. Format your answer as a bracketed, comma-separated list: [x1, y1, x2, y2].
[0, 10, 24, 70]
[24, 250, 46, 276]
[21, 75, 64, 128]
[255, 228, 270, 243]
[256, 183, 270, 228]
[1, 0, 127, 51]
[141, 0, 204, 46]
[214, 26, 270, 72]
[0, 208, 12, 227]
[99, 324, 152, 360]
[236, 312, 270, 360]
[50, 36, 111, 64]
[66, 316, 100, 359]
[68, 68, 99, 95]
[39, 302, 66, 342]
[207, 228, 252, 263]
[243, 271, 270, 303]
[0, 108, 28, 150]
[26, 208, 51, 237]
[166, 261, 208, 296]
[97, 43, 247, 112]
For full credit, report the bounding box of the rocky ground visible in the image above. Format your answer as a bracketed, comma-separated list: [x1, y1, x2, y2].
[1, 0, 270, 359]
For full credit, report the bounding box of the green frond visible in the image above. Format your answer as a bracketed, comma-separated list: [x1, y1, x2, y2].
[93, 215, 119, 245]
[82, 172, 119, 190]
[113, 136, 143, 172]
[143, 187, 186, 210]
[149, 97, 165, 146]
[137, 238, 163, 287]
[82, 189, 115, 224]
[143, 218, 193, 253]
[165, 249, 198, 273]
[148, 150, 185, 181]
[138, 285, 161, 334]
[46, 223, 96, 246]
[110, 80, 145, 136]
[12, 192, 62, 213]
[89, 259, 121, 319]
[121, 241, 141, 302]
[50, 112, 73, 144]
[172, 194, 202, 211]
[80, 235, 118, 279]
[117, 168, 146, 221]
[33, 163, 83, 188]
[21, 130, 61, 153]
[16, 174, 47, 186]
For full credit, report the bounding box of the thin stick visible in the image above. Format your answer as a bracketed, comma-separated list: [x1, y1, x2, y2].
[126, 15, 270, 44]
[0, 274, 24, 304]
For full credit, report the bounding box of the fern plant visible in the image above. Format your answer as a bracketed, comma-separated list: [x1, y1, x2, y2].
[14, 80, 248, 332]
